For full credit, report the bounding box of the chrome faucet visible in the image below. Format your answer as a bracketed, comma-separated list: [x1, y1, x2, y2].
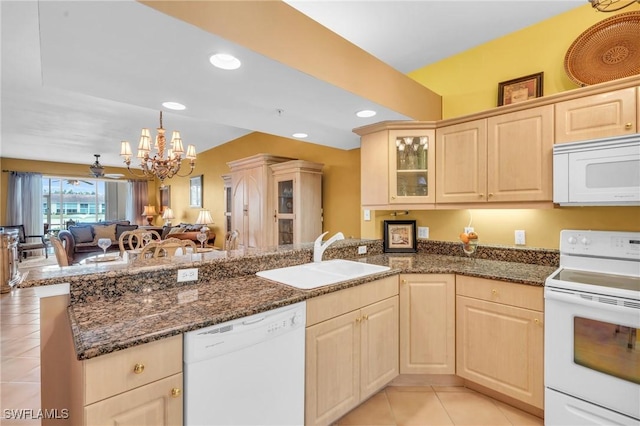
[313, 231, 345, 262]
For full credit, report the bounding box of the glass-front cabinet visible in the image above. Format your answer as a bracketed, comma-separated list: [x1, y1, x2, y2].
[388, 129, 436, 204]
[270, 160, 324, 246]
[275, 179, 295, 245]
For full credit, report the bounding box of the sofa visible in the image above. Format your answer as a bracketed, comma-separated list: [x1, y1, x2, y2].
[161, 223, 216, 246]
[58, 221, 138, 264]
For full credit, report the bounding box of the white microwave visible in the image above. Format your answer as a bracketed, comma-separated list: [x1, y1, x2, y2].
[553, 134, 640, 206]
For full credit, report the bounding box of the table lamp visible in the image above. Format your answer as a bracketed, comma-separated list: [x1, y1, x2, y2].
[196, 209, 214, 231]
[162, 207, 175, 226]
[141, 205, 157, 226]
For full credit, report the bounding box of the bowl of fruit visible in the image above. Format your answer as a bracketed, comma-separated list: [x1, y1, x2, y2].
[459, 231, 479, 256]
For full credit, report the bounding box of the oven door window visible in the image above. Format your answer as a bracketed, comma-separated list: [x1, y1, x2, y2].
[575, 317, 640, 384]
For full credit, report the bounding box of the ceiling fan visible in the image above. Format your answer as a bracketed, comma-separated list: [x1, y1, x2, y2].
[88, 154, 124, 179]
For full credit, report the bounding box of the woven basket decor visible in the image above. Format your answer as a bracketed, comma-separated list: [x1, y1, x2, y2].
[564, 11, 640, 86]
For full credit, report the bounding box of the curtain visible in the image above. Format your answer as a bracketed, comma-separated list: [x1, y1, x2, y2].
[127, 180, 148, 226]
[6, 172, 44, 256]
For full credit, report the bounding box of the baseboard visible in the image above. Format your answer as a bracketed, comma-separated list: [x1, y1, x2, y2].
[388, 374, 465, 387]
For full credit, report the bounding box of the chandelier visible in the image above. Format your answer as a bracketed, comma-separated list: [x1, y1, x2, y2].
[120, 111, 197, 183]
[588, 0, 640, 11]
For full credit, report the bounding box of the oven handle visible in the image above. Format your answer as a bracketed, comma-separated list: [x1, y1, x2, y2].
[545, 288, 639, 315]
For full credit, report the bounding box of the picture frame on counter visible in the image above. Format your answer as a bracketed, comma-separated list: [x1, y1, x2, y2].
[497, 72, 543, 106]
[383, 220, 417, 253]
[189, 175, 203, 208]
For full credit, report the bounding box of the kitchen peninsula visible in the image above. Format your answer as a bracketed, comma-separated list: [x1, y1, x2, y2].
[31, 239, 558, 425]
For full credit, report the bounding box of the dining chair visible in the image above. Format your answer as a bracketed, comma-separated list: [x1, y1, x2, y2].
[138, 238, 197, 259]
[118, 229, 161, 256]
[224, 230, 239, 251]
[49, 236, 69, 267]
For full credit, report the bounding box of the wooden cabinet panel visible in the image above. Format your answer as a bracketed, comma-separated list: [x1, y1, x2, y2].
[305, 310, 361, 426]
[555, 87, 637, 143]
[456, 296, 543, 409]
[456, 276, 544, 409]
[436, 120, 487, 203]
[84, 373, 183, 426]
[487, 105, 553, 202]
[360, 297, 399, 400]
[361, 130, 390, 206]
[399, 274, 455, 374]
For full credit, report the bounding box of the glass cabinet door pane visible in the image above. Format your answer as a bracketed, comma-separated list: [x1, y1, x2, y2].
[395, 136, 429, 197]
[278, 180, 294, 214]
[278, 219, 293, 245]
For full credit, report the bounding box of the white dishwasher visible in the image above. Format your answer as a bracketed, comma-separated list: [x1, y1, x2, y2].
[183, 301, 306, 426]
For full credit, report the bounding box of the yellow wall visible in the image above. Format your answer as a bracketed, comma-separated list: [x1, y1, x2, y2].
[362, 4, 640, 250]
[144, 132, 361, 247]
[408, 4, 640, 118]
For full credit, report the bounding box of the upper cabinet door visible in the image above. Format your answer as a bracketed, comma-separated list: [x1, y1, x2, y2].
[555, 87, 637, 144]
[436, 119, 488, 203]
[487, 105, 553, 202]
[388, 129, 436, 204]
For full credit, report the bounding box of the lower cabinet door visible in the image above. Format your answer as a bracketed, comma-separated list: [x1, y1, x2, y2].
[456, 296, 544, 408]
[84, 373, 183, 426]
[306, 310, 361, 426]
[360, 296, 399, 400]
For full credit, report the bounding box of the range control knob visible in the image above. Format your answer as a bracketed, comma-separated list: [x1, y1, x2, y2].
[567, 236, 577, 245]
[580, 237, 591, 246]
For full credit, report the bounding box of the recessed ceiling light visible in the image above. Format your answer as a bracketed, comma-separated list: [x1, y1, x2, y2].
[162, 102, 186, 110]
[209, 53, 241, 70]
[292, 133, 308, 139]
[356, 109, 376, 118]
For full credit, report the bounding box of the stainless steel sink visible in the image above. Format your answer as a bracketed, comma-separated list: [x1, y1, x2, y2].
[256, 259, 390, 289]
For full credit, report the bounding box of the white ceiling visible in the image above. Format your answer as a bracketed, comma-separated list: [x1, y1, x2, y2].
[1, 0, 582, 173]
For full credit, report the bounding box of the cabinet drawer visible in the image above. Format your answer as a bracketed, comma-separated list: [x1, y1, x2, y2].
[84, 335, 182, 405]
[456, 275, 542, 311]
[306, 276, 398, 326]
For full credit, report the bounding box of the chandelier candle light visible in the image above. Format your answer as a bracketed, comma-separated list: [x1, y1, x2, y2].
[142, 205, 158, 226]
[120, 111, 197, 183]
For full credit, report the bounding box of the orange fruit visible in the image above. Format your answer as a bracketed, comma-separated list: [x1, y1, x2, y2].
[468, 232, 478, 240]
[460, 232, 470, 243]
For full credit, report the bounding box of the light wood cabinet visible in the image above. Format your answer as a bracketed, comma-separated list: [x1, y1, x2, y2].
[270, 160, 323, 245]
[227, 154, 293, 249]
[555, 87, 637, 144]
[436, 105, 553, 204]
[305, 277, 399, 425]
[456, 275, 544, 409]
[399, 274, 455, 374]
[360, 126, 436, 208]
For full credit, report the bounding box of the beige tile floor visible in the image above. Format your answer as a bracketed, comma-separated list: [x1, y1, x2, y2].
[1, 257, 543, 426]
[335, 386, 543, 426]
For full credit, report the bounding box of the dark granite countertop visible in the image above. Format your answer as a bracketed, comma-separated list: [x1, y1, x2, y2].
[67, 248, 558, 360]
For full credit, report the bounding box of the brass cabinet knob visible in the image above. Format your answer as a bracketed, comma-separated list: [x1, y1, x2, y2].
[391, 196, 396, 200]
[401, 279, 407, 284]
[625, 123, 633, 129]
[133, 363, 145, 374]
[363, 314, 369, 321]
[171, 388, 181, 398]
[534, 318, 540, 325]
[479, 194, 484, 198]
[488, 193, 494, 197]
[355, 317, 361, 324]
[491, 289, 497, 295]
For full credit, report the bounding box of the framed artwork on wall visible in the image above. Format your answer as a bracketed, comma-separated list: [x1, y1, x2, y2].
[383, 220, 417, 253]
[497, 72, 543, 106]
[189, 175, 203, 208]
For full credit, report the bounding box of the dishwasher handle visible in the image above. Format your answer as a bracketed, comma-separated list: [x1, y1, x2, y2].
[242, 316, 266, 325]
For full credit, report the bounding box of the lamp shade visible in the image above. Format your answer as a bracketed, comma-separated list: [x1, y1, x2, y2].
[142, 205, 157, 217]
[196, 209, 213, 225]
[162, 208, 175, 220]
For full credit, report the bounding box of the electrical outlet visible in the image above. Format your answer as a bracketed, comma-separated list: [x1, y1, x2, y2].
[464, 227, 474, 234]
[515, 230, 526, 245]
[358, 245, 367, 255]
[363, 209, 371, 221]
[177, 268, 198, 282]
[418, 227, 429, 239]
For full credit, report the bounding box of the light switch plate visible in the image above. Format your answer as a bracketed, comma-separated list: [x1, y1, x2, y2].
[177, 268, 198, 282]
[515, 230, 526, 245]
[363, 209, 371, 221]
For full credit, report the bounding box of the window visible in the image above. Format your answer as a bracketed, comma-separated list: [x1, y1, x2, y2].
[43, 177, 128, 231]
